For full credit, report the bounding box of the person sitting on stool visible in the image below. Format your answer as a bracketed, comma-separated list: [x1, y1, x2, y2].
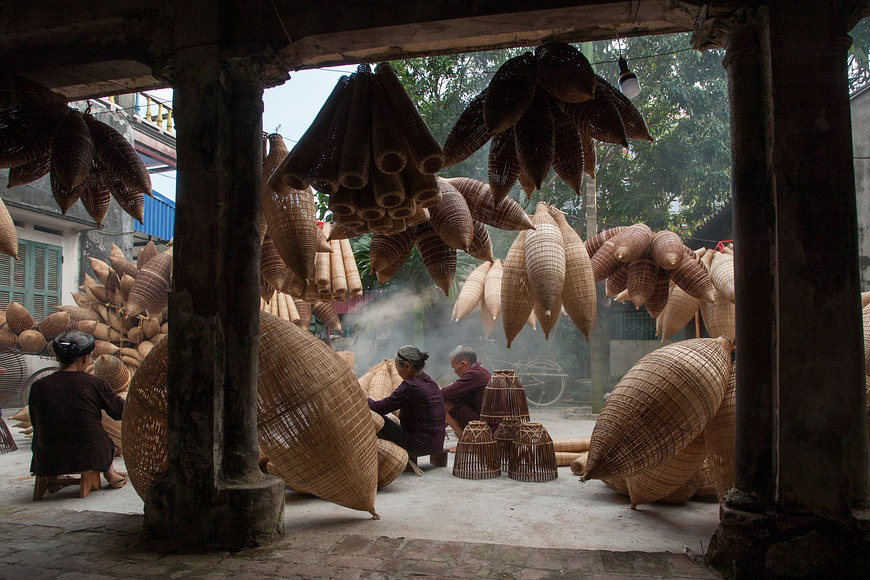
[368, 345, 446, 462]
[442, 345, 491, 444]
[29, 331, 127, 488]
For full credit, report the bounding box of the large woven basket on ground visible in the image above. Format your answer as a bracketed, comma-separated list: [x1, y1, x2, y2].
[583, 338, 733, 481]
[429, 178, 473, 251]
[258, 312, 378, 516]
[492, 419, 520, 470]
[447, 177, 534, 231]
[501, 231, 534, 348]
[376, 438, 408, 490]
[509, 422, 557, 482]
[524, 203, 565, 316]
[453, 420, 500, 480]
[452, 261, 490, 322]
[550, 210, 595, 339]
[480, 370, 530, 434]
[625, 433, 707, 507]
[704, 361, 736, 500]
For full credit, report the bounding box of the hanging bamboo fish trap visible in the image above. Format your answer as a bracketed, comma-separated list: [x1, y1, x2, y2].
[85, 114, 152, 195]
[702, 289, 736, 341]
[51, 110, 94, 190]
[80, 167, 111, 227]
[447, 177, 534, 231]
[369, 229, 415, 274]
[550, 209, 595, 339]
[586, 226, 626, 257]
[6, 148, 51, 188]
[672, 249, 716, 304]
[501, 231, 534, 348]
[650, 231, 684, 270]
[513, 94, 555, 189]
[605, 264, 628, 298]
[467, 220, 494, 262]
[415, 222, 456, 296]
[626, 255, 658, 308]
[509, 422, 557, 483]
[125, 251, 172, 317]
[483, 52, 537, 134]
[645, 267, 672, 319]
[552, 107, 585, 193]
[710, 252, 735, 303]
[370, 76, 408, 175]
[452, 261, 491, 322]
[49, 170, 82, 214]
[453, 421, 501, 480]
[525, 203, 565, 316]
[590, 239, 623, 281]
[308, 74, 355, 195]
[559, 96, 627, 148]
[106, 175, 145, 224]
[535, 42, 596, 103]
[442, 89, 490, 168]
[480, 370, 531, 434]
[612, 224, 654, 263]
[659, 285, 701, 341]
[429, 178, 473, 251]
[484, 259, 504, 321]
[594, 74, 654, 142]
[338, 65, 372, 190]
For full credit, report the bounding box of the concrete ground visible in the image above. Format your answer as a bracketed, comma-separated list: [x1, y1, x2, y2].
[0, 406, 722, 579]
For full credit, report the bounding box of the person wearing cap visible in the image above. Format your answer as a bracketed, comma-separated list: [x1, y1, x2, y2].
[442, 345, 491, 442]
[368, 345, 446, 459]
[28, 331, 127, 488]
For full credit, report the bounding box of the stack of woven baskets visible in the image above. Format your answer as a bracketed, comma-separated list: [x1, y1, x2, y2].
[0, 75, 152, 228]
[267, 63, 445, 238]
[442, 42, 652, 201]
[578, 337, 735, 507]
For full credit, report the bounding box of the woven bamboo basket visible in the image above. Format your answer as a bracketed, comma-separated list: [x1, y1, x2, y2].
[612, 224, 654, 263]
[650, 231, 684, 271]
[453, 261, 491, 321]
[552, 107, 585, 193]
[272, 76, 351, 191]
[519, 169, 536, 198]
[125, 251, 172, 317]
[480, 370, 531, 435]
[101, 411, 123, 457]
[448, 177, 534, 231]
[583, 338, 733, 481]
[480, 296, 498, 338]
[258, 313, 378, 515]
[51, 110, 94, 189]
[555, 452, 582, 467]
[509, 422, 557, 482]
[514, 93, 555, 189]
[550, 210, 595, 339]
[568, 452, 589, 476]
[415, 222, 456, 296]
[453, 420, 501, 480]
[590, 239, 624, 282]
[532, 295, 561, 340]
[80, 167, 110, 227]
[377, 438, 408, 490]
[6, 302, 34, 334]
[524, 203, 565, 316]
[18, 329, 45, 352]
[88, 258, 110, 284]
[0, 328, 17, 350]
[367, 361, 395, 401]
[138, 340, 154, 358]
[501, 231, 534, 348]
[328, 186, 357, 217]
[0, 198, 18, 260]
[0, 73, 65, 112]
[327, 223, 353, 241]
[484, 259, 504, 321]
[109, 255, 137, 280]
[626, 256, 658, 308]
[312, 302, 342, 332]
[260, 235, 286, 291]
[6, 145, 51, 186]
[704, 361, 736, 500]
[586, 226, 625, 258]
[263, 187, 319, 283]
[330, 240, 348, 298]
[49, 169, 82, 214]
[595, 74, 654, 142]
[702, 290, 736, 341]
[308, 74, 356, 195]
[142, 317, 161, 339]
[579, 131, 596, 178]
[370, 229, 416, 273]
[106, 175, 145, 224]
[483, 52, 537, 134]
[334, 350, 355, 370]
[605, 264, 628, 298]
[429, 178, 473, 251]
[626, 433, 707, 508]
[370, 76, 408, 175]
[370, 163, 405, 209]
[337, 64, 372, 190]
[443, 89, 490, 168]
[535, 42, 596, 103]
[553, 438, 591, 452]
[375, 63, 444, 175]
[672, 250, 716, 304]
[0, 121, 50, 169]
[369, 408, 385, 431]
[85, 115, 152, 194]
[465, 221, 493, 262]
[383, 194, 414, 220]
[402, 163, 441, 210]
[36, 311, 69, 340]
[660, 286, 701, 341]
[373, 235, 414, 284]
[357, 360, 382, 392]
[356, 181, 385, 221]
[710, 252, 735, 303]
[487, 129, 520, 203]
[94, 340, 120, 356]
[137, 241, 157, 270]
[294, 299, 311, 329]
[340, 238, 362, 296]
[558, 97, 627, 148]
[314, 246, 331, 292]
[645, 268, 672, 320]
[94, 354, 130, 393]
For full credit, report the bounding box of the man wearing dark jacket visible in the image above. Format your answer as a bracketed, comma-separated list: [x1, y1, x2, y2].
[442, 345, 491, 441]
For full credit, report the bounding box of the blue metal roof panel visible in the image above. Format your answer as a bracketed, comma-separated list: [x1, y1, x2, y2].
[133, 189, 175, 241]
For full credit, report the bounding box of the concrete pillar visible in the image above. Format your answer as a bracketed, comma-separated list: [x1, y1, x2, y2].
[143, 43, 285, 548]
[706, 2, 870, 577]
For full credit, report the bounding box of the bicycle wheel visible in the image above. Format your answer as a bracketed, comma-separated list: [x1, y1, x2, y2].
[20, 366, 59, 407]
[519, 359, 567, 408]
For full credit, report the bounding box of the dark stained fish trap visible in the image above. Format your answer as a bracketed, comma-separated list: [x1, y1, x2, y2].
[492, 419, 520, 471]
[509, 422, 557, 482]
[480, 369, 530, 434]
[534, 42, 596, 104]
[483, 52, 537, 134]
[442, 89, 489, 167]
[452, 420, 501, 480]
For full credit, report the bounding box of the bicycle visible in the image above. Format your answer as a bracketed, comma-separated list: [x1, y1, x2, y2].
[479, 338, 568, 408]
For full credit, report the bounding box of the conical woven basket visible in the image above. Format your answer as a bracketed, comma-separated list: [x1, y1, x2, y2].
[586, 226, 626, 258]
[340, 239, 363, 296]
[488, 129, 520, 202]
[493, 419, 520, 470]
[703, 361, 736, 500]
[559, 86, 628, 147]
[125, 251, 171, 318]
[105, 175, 145, 224]
[370, 162, 405, 209]
[524, 203, 565, 316]
[448, 177, 534, 231]
[263, 187, 319, 283]
[402, 162, 440, 208]
[258, 313, 378, 515]
[710, 252, 735, 303]
[109, 255, 137, 280]
[443, 89, 490, 167]
[532, 295, 561, 340]
[0, 198, 19, 259]
[308, 74, 355, 195]
[0, 328, 17, 350]
[535, 42, 596, 103]
[415, 222, 456, 296]
[94, 354, 130, 393]
[613, 224, 654, 263]
[583, 338, 732, 481]
[645, 268, 672, 320]
[453, 420, 500, 480]
[6, 302, 34, 334]
[49, 169, 82, 214]
[85, 115, 151, 194]
[377, 438, 408, 490]
[590, 239, 623, 281]
[80, 167, 110, 227]
[552, 106, 585, 193]
[605, 264, 628, 298]
[312, 302, 342, 332]
[651, 231, 684, 270]
[137, 241, 157, 270]
[373, 233, 414, 284]
[6, 147, 51, 187]
[480, 296, 498, 338]
[702, 290, 735, 342]
[37, 311, 69, 339]
[509, 422, 557, 483]
[626, 433, 707, 508]
[483, 52, 537, 134]
[626, 256, 658, 308]
[480, 370, 530, 434]
[659, 285, 701, 341]
[429, 178, 473, 251]
[468, 220, 494, 262]
[366, 360, 396, 401]
[51, 110, 94, 190]
[453, 261, 490, 322]
[514, 94, 555, 189]
[371, 76, 408, 175]
[260, 235, 286, 291]
[484, 259, 504, 321]
[580, 131, 596, 178]
[501, 231, 534, 348]
[18, 329, 45, 352]
[672, 250, 716, 304]
[659, 471, 701, 504]
[595, 74, 654, 142]
[550, 210, 595, 338]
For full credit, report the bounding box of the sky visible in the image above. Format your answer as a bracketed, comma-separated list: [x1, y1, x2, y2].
[150, 66, 360, 201]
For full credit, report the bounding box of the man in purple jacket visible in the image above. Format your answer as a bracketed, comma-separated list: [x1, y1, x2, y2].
[442, 345, 491, 441]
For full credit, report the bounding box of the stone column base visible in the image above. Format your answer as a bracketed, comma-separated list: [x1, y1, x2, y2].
[144, 474, 285, 549]
[706, 503, 870, 579]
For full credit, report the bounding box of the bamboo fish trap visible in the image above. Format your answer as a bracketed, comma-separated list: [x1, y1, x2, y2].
[550, 209, 595, 339]
[509, 422, 557, 482]
[501, 231, 534, 348]
[452, 421, 501, 480]
[480, 370, 530, 435]
[452, 261, 491, 322]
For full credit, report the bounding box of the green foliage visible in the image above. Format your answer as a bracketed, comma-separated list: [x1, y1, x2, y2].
[850, 17, 870, 92]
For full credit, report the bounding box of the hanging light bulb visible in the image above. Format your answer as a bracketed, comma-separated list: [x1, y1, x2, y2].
[617, 55, 640, 99]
